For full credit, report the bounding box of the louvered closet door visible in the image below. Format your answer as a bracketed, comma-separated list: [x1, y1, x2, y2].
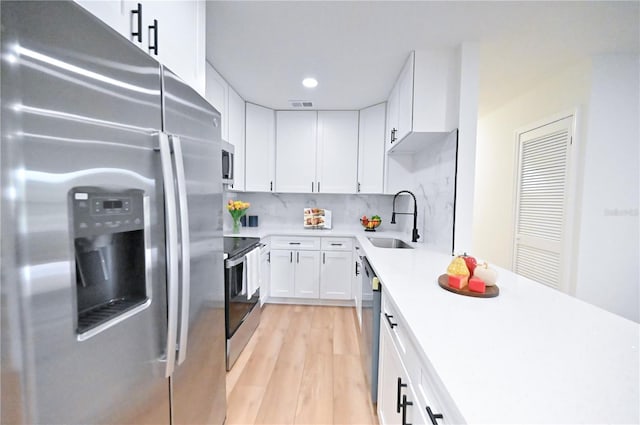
[514, 116, 573, 292]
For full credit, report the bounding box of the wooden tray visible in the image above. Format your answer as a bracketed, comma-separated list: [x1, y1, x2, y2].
[438, 274, 499, 298]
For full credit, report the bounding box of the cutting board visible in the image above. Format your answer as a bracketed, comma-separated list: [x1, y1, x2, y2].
[438, 274, 499, 298]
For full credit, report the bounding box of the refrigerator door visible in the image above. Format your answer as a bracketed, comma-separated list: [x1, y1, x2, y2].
[1, 2, 170, 424]
[162, 67, 227, 424]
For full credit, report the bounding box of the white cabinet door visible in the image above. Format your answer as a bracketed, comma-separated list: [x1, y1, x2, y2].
[396, 52, 415, 143]
[378, 314, 406, 425]
[320, 251, 352, 300]
[205, 63, 229, 142]
[142, 0, 205, 94]
[275, 111, 317, 193]
[294, 250, 320, 299]
[270, 250, 294, 297]
[386, 84, 399, 152]
[76, 1, 205, 94]
[316, 111, 359, 193]
[358, 103, 386, 194]
[245, 103, 275, 192]
[228, 86, 245, 191]
[75, 1, 130, 37]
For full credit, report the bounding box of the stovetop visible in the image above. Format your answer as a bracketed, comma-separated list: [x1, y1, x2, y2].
[224, 236, 261, 259]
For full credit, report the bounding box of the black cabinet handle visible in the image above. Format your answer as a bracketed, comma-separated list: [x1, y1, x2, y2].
[396, 377, 407, 413]
[131, 3, 142, 42]
[290, 252, 293, 263]
[317, 181, 320, 192]
[148, 19, 158, 55]
[426, 406, 444, 425]
[357, 182, 361, 192]
[296, 252, 299, 263]
[355, 261, 360, 276]
[385, 313, 398, 329]
[322, 252, 325, 264]
[401, 395, 413, 425]
[391, 128, 397, 143]
[267, 252, 270, 263]
[289, 242, 301, 245]
[270, 181, 273, 191]
[311, 182, 314, 192]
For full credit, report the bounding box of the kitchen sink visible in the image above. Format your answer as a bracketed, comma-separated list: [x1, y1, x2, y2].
[367, 237, 414, 249]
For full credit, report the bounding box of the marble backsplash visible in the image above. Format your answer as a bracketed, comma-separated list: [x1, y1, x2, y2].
[223, 192, 396, 231]
[390, 131, 458, 254]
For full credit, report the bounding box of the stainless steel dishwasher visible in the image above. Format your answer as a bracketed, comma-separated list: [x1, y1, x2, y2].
[360, 257, 381, 404]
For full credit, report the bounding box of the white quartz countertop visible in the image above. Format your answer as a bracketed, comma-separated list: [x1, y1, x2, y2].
[226, 225, 640, 423]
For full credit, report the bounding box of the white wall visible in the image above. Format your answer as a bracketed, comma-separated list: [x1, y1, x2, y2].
[475, 55, 640, 323]
[474, 60, 592, 269]
[574, 55, 639, 323]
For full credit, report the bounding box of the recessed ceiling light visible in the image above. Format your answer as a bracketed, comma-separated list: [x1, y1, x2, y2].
[302, 77, 318, 88]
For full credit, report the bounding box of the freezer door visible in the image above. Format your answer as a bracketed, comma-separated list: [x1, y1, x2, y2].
[162, 67, 227, 424]
[1, 2, 170, 424]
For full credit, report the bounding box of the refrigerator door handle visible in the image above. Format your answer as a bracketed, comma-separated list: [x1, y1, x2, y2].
[158, 132, 180, 378]
[171, 135, 191, 366]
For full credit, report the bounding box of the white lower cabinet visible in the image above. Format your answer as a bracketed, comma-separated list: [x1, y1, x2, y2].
[269, 249, 296, 297]
[268, 236, 353, 302]
[379, 290, 455, 425]
[294, 251, 321, 298]
[320, 251, 352, 300]
[378, 313, 425, 425]
[270, 249, 320, 299]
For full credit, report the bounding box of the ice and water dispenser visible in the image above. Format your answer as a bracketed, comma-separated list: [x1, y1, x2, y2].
[70, 188, 149, 337]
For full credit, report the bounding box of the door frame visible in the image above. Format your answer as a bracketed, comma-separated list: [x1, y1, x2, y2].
[511, 108, 581, 294]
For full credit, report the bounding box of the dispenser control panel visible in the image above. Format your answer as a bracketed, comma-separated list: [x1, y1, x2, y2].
[71, 188, 144, 237]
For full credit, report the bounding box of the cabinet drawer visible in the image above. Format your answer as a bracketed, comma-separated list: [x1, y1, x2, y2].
[381, 292, 411, 357]
[415, 355, 464, 425]
[270, 236, 320, 250]
[321, 237, 353, 251]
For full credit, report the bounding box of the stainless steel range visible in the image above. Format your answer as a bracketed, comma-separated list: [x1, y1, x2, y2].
[224, 236, 262, 370]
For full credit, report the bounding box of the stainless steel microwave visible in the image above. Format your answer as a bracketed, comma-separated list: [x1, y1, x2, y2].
[221, 140, 234, 185]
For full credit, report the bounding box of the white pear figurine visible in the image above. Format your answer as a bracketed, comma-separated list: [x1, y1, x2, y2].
[474, 262, 498, 286]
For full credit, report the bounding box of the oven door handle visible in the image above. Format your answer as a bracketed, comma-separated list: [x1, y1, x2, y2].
[226, 254, 247, 268]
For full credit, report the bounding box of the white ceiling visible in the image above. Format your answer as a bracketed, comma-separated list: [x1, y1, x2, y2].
[206, 1, 639, 116]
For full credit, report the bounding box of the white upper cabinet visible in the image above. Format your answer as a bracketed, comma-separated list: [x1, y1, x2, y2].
[316, 111, 359, 194]
[276, 110, 359, 193]
[386, 49, 461, 154]
[358, 103, 386, 194]
[275, 111, 318, 193]
[227, 86, 245, 191]
[75, 1, 130, 35]
[245, 103, 276, 192]
[75, 0, 206, 95]
[205, 64, 229, 142]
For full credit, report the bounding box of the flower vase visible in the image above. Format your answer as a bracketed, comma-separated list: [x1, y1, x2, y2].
[232, 217, 241, 234]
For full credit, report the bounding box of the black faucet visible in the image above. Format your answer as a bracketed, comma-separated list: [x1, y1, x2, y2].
[390, 190, 420, 242]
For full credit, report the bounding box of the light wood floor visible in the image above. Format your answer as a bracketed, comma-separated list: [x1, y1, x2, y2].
[226, 304, 379, 425]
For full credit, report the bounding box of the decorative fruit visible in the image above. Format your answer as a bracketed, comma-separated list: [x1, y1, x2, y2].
[461, 253, 478, 275]
[361, 215, 369, 225]
[446, 257, 469, 276]
[474, 262, 498, 286]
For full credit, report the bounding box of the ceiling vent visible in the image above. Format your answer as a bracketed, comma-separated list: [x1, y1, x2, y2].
[289, 100, 313, 108]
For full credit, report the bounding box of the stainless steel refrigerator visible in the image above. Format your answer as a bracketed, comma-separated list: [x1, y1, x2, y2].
[1, 2, 226, 424]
